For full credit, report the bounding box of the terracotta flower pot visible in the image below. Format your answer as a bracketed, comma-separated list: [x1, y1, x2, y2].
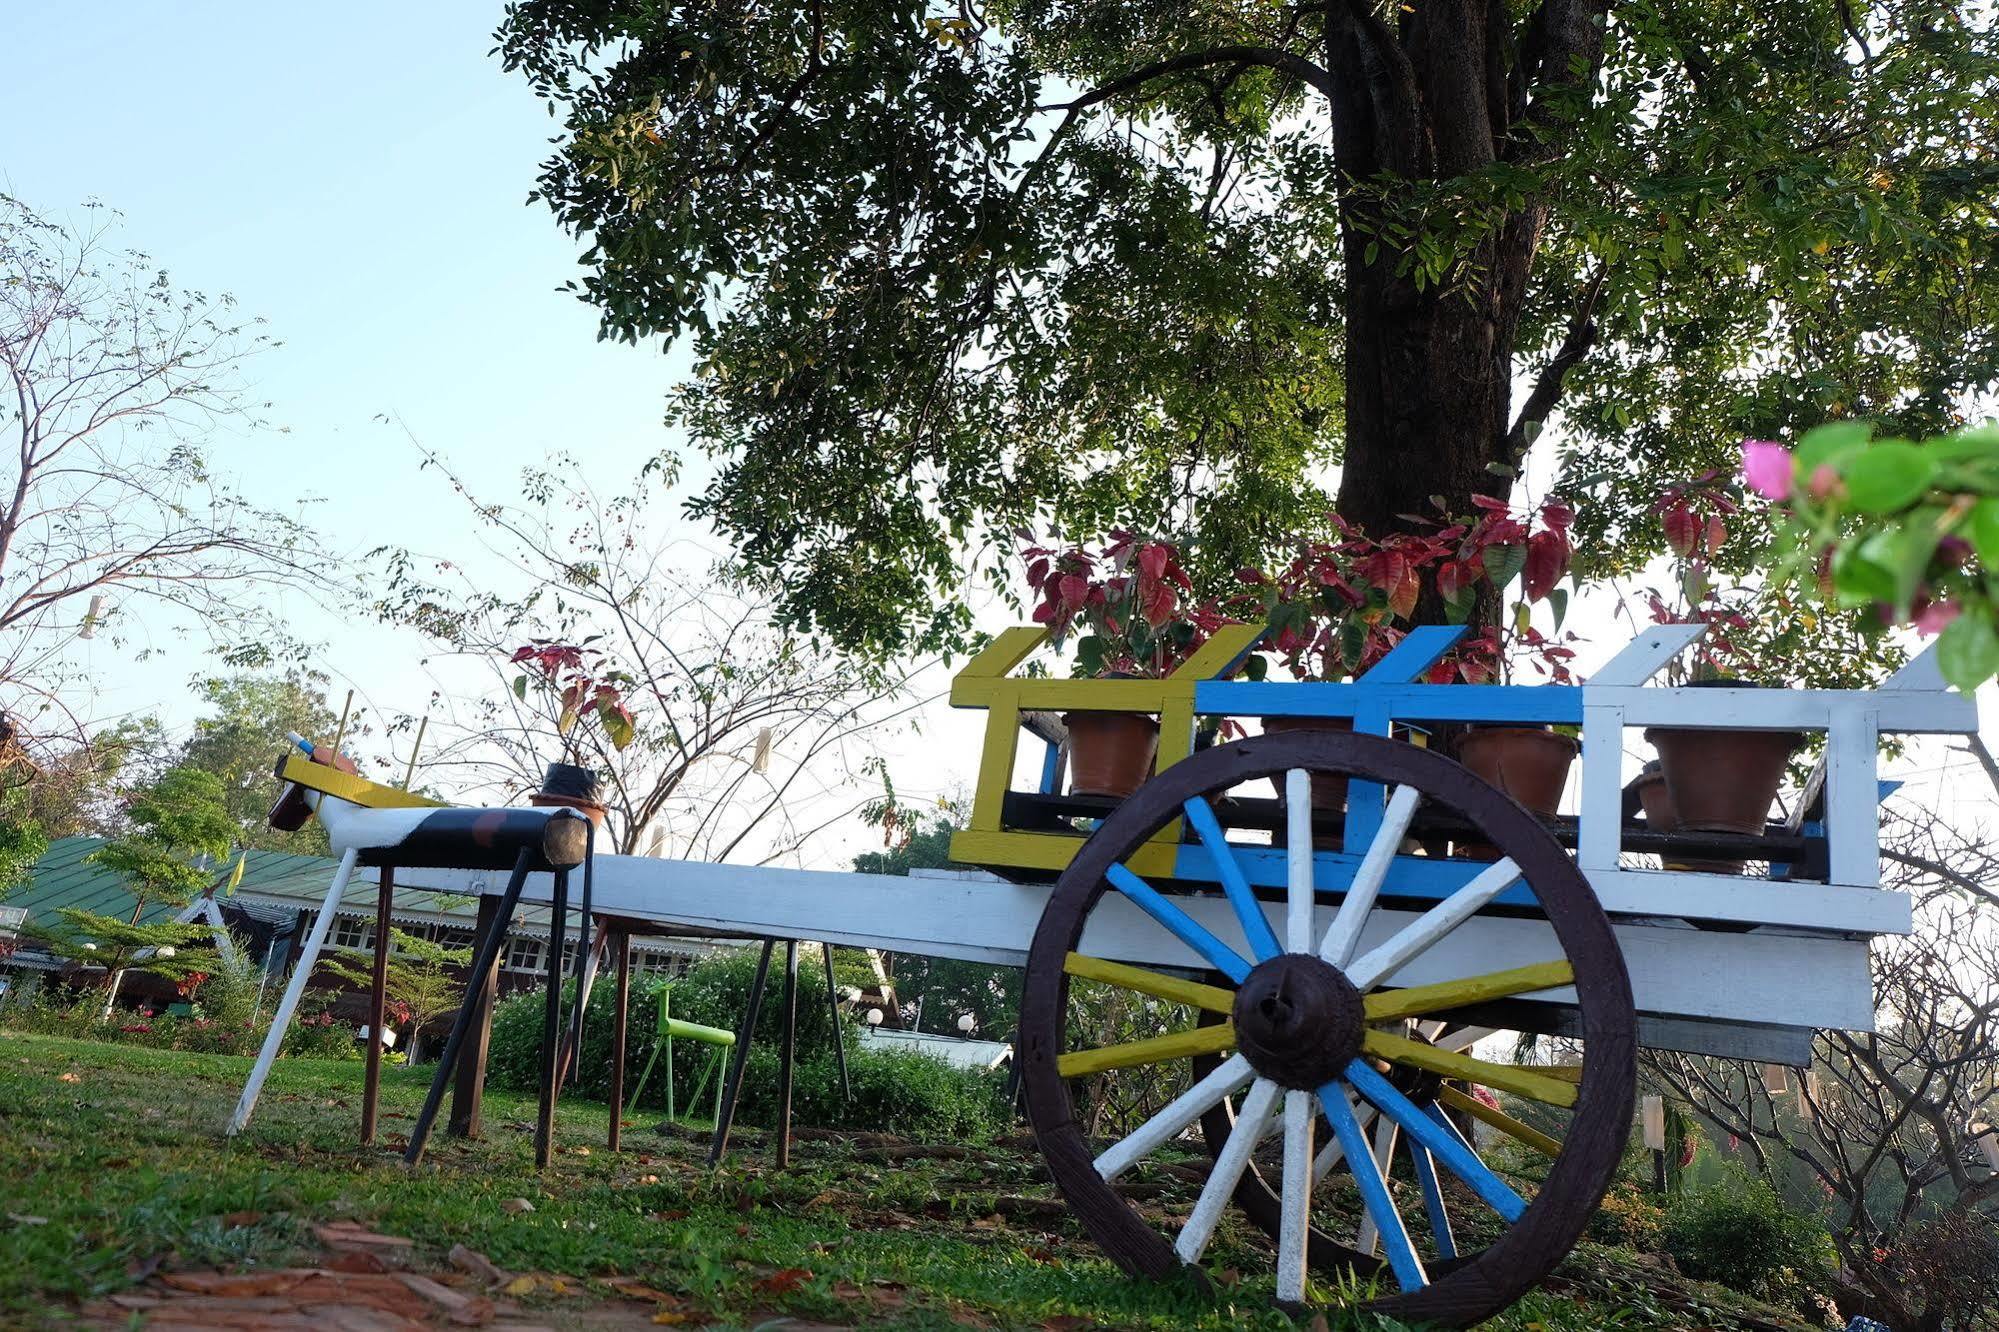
[533, 761, 609, 828]
[1064, 712, 1160, 800]
[1634, 766, 1738, 875]
[1454, 726, 1578, 816]
[1645, 725, 1802, 840]
[1261, 714, 1355, 811]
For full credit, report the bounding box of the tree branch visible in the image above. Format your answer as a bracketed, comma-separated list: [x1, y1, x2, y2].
[1504, 262, 1606, 458]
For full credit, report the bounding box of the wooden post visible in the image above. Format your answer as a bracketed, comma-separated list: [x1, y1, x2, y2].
[361, 866, 395, 1146]
[535, 867, 571, 1169]
[608, 929, 630, 1152]
[777, 939, 799, 1168]
[822, 942, 851, 1102]
[448, 892, 505, 1140]
[708, 938, 774, 1167]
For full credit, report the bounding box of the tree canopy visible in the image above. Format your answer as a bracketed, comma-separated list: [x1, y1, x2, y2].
[498, 0, 1999, 656]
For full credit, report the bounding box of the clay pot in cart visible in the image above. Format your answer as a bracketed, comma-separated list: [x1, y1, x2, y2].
[532, 761, 609, 828]
[1064, 712, 1160, 800]
[1262, 715, 1355, 811]
[1454, 726, 1578, 816]
[1644, 724, 1803, 860]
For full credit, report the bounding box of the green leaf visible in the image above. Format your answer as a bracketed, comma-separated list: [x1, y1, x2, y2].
[1482, 543, 1527, 592]
[1338, 618, 1366, 675]
[1795, 421, 1874, 471]
[1548, 587, 1570, 633]
[512, 674, 529, 701]
[1842, 442, 1937, 513]
[1969, 498, 1999, 567]
[1076, 634, 1106, 678]
[1921, 424, 1999, 464]
[1936, 610, 1999, 692]
[1513, 600, 1532, 636]
[1830, 543, 1895, 607]
[1241, 653, 1269, 682]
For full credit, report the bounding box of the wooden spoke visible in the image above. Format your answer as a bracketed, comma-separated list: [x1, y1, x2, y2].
[1361, 961, 1574, 1024]
[1057, 1023, 1237, 1078]
[1345, 858, 1522, 992]
[1346, 1060, 1527, 1224]
[1310, 1098, 1377, 1181]
[1355, 1113, 1402, 1256]
[1361, 1029, 1581, 1108]
[1540, 1065, 1584, 1083]
[1176, 1077, 1281, 1265]
[1409, 1138, 1458, 1261]
[1320, 1081, 1427, 1291]
[1093, 1054, 1254, 1183]
[1063, 952, 1235, 1015]
[1183, 796, 1282, 963]
[1276, 1089, 1315, 1304]
[1317, 784, 1423, 968]
[1284, 770, 1314, 953]
[1438, 1084, 1562, 1160]
[1106, 863, 1251, 983]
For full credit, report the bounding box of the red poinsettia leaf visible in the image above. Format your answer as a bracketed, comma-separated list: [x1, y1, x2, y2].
[1662, 504, 1699, 557]
[1137, 542, 1170, 582]
[1704, 513, 1727, 555]
[1387, 565, 1420, 620]
[1468, 494, 1511, 514]
[1524, 530, 1570, 602]
[1539, 500, 1575, 532]
[1058, 574, 1089, 609]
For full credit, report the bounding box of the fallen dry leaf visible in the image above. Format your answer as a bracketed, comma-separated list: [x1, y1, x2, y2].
[754, 1267, 811, 1296]
[316, 1221, 415, 1249]
[500, 1197, 535, 1215]
[7, 1213, 48, 1226]
[447, 1243, 511, 1287]
[57, 1071, 79, 1083]
[651, 1313, 692, 1327]
[501, 1275, 538, 1298]
[606, 1277, 684, 1305]
[327, 1249, 393, 1274]
[219, 1210, 264, 1229]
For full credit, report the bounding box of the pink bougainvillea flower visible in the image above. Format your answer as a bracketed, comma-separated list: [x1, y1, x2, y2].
[1741, 439, 1796, 499]
[1914, 600, 1960, 636]
[1808, 463, 1842, 500]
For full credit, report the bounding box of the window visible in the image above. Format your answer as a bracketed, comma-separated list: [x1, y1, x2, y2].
[504, 935, 543, 973]
[330, 916, 373, 951]
[433, 929, 475, 952]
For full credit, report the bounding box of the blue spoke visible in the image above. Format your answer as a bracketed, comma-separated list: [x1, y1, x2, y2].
[1409, 1138, 1457, 1260]
[1346, 1060, 1527, 1223]
[1318, 1082, 1427, 1293]
[1181, 796, 1282, 962]
[1105, 863, 1251, 983]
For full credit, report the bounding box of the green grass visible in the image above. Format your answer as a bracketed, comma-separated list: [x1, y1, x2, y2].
[0, 1033, 1807, 1330]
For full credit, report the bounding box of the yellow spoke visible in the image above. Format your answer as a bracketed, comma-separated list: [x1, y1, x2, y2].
[1063, 952, 1235, 1015]
[1437, 1084, 1562, 1159]
[1540, 1065, 1584, 1083]
[1057, 1024, 1237, 1078]
[1361, 1029, 1580, 1108]
[1360, 960, 1574, 1023]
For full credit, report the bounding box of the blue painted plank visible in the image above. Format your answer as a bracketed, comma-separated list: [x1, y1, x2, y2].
[1173, 842, 1541, 909]
[1319, 1082, 1427, 1292]
[1180, 797, 1282, 962]
[1038, 740, 1062, 796]
[1363, 626, 1470, 682]
[1198, 681, 1584, 724]
[1347, 1060, 1527, 1222]
[1104, 863, 1252, 983]
[1409, 1138, 1457, 1260]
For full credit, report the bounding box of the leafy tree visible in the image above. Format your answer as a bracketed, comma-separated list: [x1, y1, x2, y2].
[0, 195, 334, 742]
[87, 766, 235, 918]
[317, 927, 473, 1063]
[497, 0, 1999, 655]
[177, 672, 347, 853]
[25, 907, 213, 996]
[0, 790, 46, 905]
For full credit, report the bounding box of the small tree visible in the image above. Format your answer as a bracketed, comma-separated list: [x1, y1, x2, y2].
[318, 927, 473, 1064]
[27, 907, 213, 1000]
[176, 672, 350, 853]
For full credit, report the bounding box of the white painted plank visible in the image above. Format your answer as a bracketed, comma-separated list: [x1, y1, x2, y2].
[1318, 783, 1422, 967]
[1176, 1077, 1280, 1264]
[1355, 1114, 1402, 1255]
[1595, 685, 1972, 734]
[1276, 1089, 1315, 1303]
[1095, 1055, 1255, 1182]
[1881, 642, 1950, 691]
[1578, 702, 1625, 873]
[1826, 704, 1882, 887]
[1591, 624, 1707, 687]
[1285, 770, 1315, 954]
[1346, 859, 1522, 990]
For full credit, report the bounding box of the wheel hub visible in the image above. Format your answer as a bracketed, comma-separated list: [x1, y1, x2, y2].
[1230, 953, 1365, 1090]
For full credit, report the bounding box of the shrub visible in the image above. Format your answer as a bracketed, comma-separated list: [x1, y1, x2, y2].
[1587, 1181, 1666, 1253]
[1663, 1170, 1833, 1300]
[483, 945, 1013, 1140]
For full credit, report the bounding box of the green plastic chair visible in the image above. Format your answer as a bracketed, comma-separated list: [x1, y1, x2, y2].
[627, 984, 736, 1125]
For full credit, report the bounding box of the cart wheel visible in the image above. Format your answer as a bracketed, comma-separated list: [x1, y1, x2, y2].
[1018, 730, 1634, 1326]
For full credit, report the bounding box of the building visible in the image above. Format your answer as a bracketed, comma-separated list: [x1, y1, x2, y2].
[0, 837, 723, 1016]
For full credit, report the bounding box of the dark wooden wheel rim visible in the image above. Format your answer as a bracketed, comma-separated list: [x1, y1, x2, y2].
[1019, 730, 1636, 1327]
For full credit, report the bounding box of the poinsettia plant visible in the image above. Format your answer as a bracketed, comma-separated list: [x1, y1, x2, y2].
[1746, 420, 1999, 691]
[1237, 500, 1579, 684]
[1638, 472, 1757, 682]
[509, 640, 638, 753]
[1021, 532, 1237, 678]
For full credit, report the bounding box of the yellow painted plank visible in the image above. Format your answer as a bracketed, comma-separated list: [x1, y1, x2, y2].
[969, 696, 1021, 833]
[1172, 623, 1269, 680]
[946, 828, 1179, 879]
[1540, 1065, 1584, 1083]
[1360, 960, 1575, 1023]
[278, 755, 447, 809]
[1437, 1084, 1562, 1159]
[955, 626, 1049, 680]
[1063, 952, 1236, 1015]
[1056, 1022, 1237, 1077]
[952, 678, 1174, 711]
[1362, 1029, 1580, 1108]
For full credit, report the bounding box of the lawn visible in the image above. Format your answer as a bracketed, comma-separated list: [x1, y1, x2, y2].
[0, 1032, 1807, 1330]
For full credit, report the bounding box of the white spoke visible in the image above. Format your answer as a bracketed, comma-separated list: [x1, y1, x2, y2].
[1285, 769, 1315, 953]
[1318, 784, 1422, 967]
[1176, 1077, 1281, 1265]
[1276, 1089, 1315, 1303]
[1355, 1114, 1402, 1255]
[1347, 858, 1522, 991]
[1094, 1054, 1254, 1182]
[1312, 1099, 1379, 1181]
[1439, 1025, 1499, 1054]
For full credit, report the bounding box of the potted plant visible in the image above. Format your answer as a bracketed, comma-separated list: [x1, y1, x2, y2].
[1020, 532, 1224, 799]
[1631, 471, 1801, 861]
[508, 640, 638, 824]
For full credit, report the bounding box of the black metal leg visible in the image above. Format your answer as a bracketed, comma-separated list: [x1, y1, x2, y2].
[777, 939, 799, 1168]
[707, 938, 775, 1168]
[822, 942, 850, 1103]
[405, 848, 534, 1165]
[535, 866, 571, 1169]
